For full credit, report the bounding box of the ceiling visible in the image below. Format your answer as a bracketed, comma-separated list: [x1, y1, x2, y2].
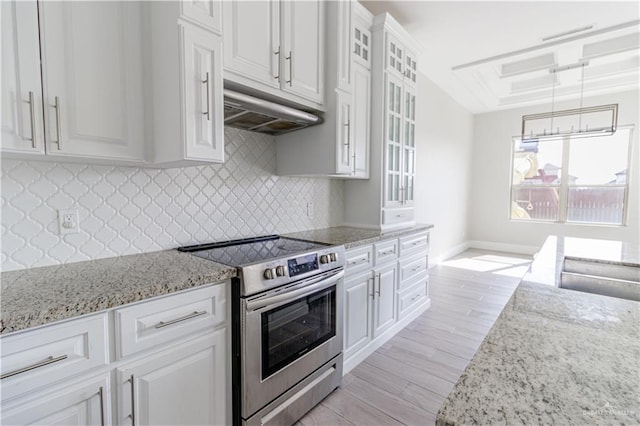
[361, 1, 640, 114]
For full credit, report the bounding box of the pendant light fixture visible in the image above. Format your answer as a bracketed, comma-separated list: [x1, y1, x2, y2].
[521, 60, 618, 142]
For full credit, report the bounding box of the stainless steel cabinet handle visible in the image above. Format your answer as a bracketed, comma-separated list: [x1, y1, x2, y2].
[399, 186, 404, 204]
[0, 354, 68, 380]
[375, 273, 381, 296]
[352, 153, 356, 176]
[274, 47, 280, 80]
[27, 91, 36, 148]
[348, 257, 368, 266]
[285, 51, 292, 86]
[202, 72, 210, 121]
[411, 265, 422, 272]
[410, 294, 421, 302]
[368, 277, 374, 299]
[54, 96, 62, 149]
[154, 310, 207, 329]
[379, 248, 394, 256]
[99, 386, 106, 426]
[128, 375, 135, 425]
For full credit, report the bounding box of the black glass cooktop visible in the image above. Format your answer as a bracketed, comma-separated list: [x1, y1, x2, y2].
[178, 235, 329, 267]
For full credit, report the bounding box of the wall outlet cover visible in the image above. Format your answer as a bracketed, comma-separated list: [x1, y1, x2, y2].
[58, 209, 79, 235]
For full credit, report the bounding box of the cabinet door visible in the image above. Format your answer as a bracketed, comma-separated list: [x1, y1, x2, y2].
[383, 73, 404, 207]
[352, 64, 370, 178]
[1, 0, 44, 155]
[336, 91, 353, 175]
[222, 0, 280, 89]
[352, 18, 371, 70]
[117, 330, 227, 426]
[385, 32, 404, 79]
[181, 0, 222, 34]
[373, 263, 397, 337]
[404, 47, 418, 85]
[181, 24, 224, 162]
[335, 0, 351, 92]
[281, 0, 324, 103]
[39, 1, 145, 162]
[344, 271, 373, 358]
[1, 374, 109, 426]
[402, 85, 417, 206]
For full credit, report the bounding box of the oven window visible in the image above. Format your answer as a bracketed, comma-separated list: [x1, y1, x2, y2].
[261, 286, 336, 379]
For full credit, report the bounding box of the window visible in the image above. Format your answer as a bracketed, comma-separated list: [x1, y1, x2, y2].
[510, 127, 633, 225]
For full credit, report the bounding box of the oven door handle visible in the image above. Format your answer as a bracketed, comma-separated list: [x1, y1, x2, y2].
[246, 269, 344, 312]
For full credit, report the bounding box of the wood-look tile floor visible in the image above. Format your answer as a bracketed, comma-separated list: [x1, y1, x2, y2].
[297, 249, 532, 426]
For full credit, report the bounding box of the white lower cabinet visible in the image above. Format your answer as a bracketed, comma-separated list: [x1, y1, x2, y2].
[372, 262, 397, 336]
[343, 231, 430, 373]
[344, 270, 373, 359]
[1, 373, 110, 426]
[0, 282, 229, 426]
[117, 330, 226, 426]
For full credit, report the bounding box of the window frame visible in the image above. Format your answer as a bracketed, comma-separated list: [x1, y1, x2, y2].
[509, 125, 634, 226]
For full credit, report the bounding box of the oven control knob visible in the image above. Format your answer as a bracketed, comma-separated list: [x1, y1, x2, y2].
[320, 254, 330, 264]
[263, 268, 275, 280]
[329, 253, 338, 262]
[275, 265, 286, 277]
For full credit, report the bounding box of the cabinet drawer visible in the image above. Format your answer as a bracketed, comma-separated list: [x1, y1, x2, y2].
[397, 281, 428, 319]
[0, 313, 109, 401]
[399, 231, 430, 256]
[373, 239, 398, 265]
[115, 283, 226, 359]
[398, 252, 429, 289]
[382, 208, 414, 225]
[345, 245, 374, 275]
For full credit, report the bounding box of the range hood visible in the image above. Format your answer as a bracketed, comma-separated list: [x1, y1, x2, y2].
[223, 89, 322, 136]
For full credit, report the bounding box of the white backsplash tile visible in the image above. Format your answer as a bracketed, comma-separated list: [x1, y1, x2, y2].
[1, 128, 344, 271]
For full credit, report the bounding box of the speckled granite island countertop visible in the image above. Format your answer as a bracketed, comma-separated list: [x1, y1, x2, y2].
[437, 236, 640, 425]
[283, 224, 434, 249]
[0, 250, 237, 335]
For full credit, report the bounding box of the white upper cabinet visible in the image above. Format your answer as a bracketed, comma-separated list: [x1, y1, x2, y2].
[344, 12, 421, 231]
[1, 0, 145, 164]
[1, 0, 44, 156]
[39, 1, 145, 163]
[276, 0, 371, 179]
[181, 0, 222, 34]
[281, 0, 324, 103]
[222, 0, 324, 109]
[222, 0, 280, 89]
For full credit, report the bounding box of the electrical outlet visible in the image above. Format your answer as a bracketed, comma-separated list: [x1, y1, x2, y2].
[306, 202, 314, 218]
[58, 209, 79, 235]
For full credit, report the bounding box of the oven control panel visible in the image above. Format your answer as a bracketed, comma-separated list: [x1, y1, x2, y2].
[262, 251, 341, 281]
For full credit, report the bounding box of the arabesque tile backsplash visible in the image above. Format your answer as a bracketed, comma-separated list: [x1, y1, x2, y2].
[1, 128, 344, 271]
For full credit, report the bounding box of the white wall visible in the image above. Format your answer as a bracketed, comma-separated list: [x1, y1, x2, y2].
[469, 90, 640, 252]
[414, 73, 474, 263]
[1, 128, 344, 271]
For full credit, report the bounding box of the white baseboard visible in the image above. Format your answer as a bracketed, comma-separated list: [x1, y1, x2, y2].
[342, 298, 431, 375]
[467, 240, 538, 255]
[429, 242, 470, 267]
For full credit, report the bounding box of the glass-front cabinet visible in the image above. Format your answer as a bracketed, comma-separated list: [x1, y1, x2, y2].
[384, 70, 416, 208]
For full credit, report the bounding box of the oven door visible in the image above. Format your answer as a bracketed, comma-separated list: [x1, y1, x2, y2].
[241, 269, 344, 419]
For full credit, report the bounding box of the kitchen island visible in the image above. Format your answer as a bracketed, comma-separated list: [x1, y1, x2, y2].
[437, 236, 640, 425]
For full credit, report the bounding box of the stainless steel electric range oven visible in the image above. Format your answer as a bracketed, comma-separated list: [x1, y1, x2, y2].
[179, 236, 345, 426]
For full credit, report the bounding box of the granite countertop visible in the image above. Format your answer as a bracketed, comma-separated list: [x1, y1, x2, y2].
[437, 236, 640, 425]
[283, 224, 434, 249]
[1, 224, 434, 335]
[0, 250, 237, 335]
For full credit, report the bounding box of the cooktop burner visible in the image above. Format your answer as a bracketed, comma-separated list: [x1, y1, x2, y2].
[178, 235, 329, 267]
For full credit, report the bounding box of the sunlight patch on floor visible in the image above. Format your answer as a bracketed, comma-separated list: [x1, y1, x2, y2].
[441, 254, 532, 277]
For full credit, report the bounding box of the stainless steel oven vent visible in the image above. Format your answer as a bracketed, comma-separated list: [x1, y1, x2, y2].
[223, 89, 322, 136]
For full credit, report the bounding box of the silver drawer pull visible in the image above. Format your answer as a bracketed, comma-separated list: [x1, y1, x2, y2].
[53, 96, 62, 149]
[202, 72, 210, 121]
[154, 311, 207, 329]
[128, 374, 135, 425]
[0, 354, 68, 380]
[411, 265, 423, 272]
[348, 257, 368, 266]
[379, 248, 395, 256]
[410, 294, 421, 302]
[411, 240, 424, 246]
